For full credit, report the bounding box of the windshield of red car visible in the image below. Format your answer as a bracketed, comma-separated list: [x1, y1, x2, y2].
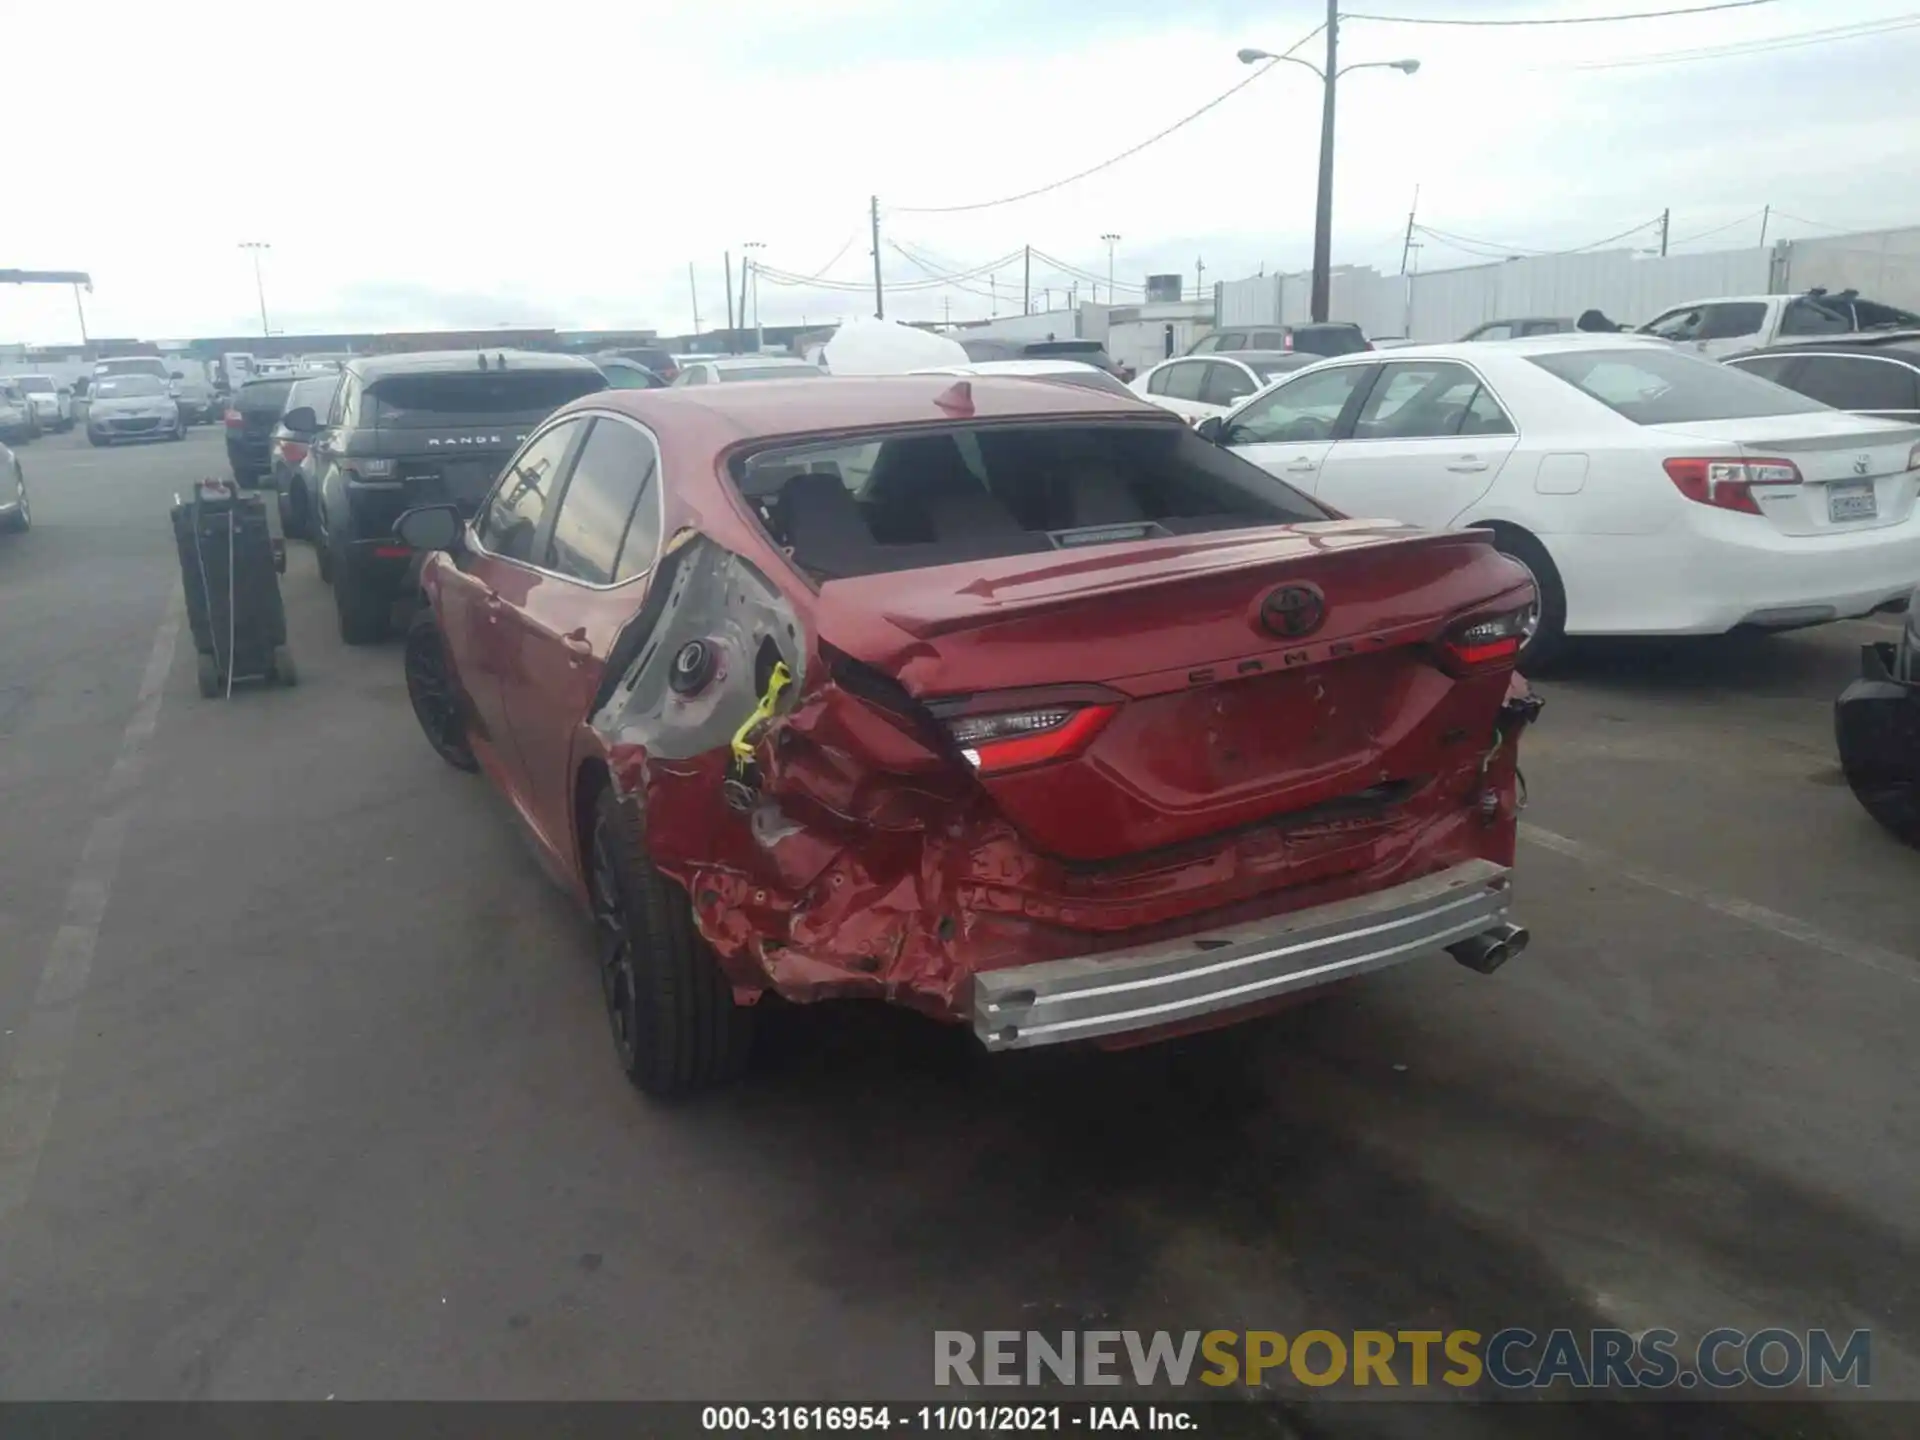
[734, 419, 1333, 580]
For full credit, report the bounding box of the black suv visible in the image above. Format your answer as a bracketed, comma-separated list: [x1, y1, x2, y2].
[225, 376, 301, 487]
[286, 350, 607, 644]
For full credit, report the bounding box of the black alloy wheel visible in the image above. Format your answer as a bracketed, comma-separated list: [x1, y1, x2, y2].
[403, 608, 477, 771]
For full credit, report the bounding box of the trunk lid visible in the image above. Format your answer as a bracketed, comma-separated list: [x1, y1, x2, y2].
[385, 425, 532, 513]
[812, 521, 1528, 860]
[1652, 415, 1920, 535]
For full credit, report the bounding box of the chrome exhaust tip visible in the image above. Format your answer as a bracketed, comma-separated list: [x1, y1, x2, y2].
[1448, 922, 1530, 975]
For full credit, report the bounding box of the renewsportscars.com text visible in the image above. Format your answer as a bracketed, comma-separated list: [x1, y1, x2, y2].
[934, 1328, 1871, 1391]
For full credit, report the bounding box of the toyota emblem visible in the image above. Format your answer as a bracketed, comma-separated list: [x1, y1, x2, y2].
[1854, 454, 1871, 476]
[1260, 583, 1325, 639]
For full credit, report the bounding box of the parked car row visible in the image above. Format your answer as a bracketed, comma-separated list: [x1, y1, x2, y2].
[0, 374, 76, 440]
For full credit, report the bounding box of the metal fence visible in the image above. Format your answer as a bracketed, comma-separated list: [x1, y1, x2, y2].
[1213, 221, 1920, 343]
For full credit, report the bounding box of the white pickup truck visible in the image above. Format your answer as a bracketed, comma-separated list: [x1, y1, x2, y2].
[1636, 288, 1920, 359]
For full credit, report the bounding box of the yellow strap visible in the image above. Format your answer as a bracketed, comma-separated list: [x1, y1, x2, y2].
[730, 660, 793, 767]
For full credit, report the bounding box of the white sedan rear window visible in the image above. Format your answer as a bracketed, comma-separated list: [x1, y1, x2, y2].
[1530, 347, 1829, 425]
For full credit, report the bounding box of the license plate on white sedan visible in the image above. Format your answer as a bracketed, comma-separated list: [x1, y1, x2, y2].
[1828, 482, 1878, 522]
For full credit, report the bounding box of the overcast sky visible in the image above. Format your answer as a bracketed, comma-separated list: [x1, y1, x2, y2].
[4, 0, 1918, 343]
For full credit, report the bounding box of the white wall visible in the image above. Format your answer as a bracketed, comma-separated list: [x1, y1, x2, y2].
[1780, 228, 1920, 310]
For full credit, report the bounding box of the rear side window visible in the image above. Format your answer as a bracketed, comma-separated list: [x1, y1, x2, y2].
[1292, 326, 1369, 357]
[284, 377, 337, 416]
[367, 369, 606, 426]
[1158, 362, 1208, 401]
[1778, 300, 1849, 338]
[1791, 355, 1920, 413]
[543, 419, 661, 585]
[1696, 303, 1767, 342]
[240, 379, 296, 413]
[1725, 355, 1798, 385]
[1529, 347, 1829, 424]
[733, 421, 1332, 580]
[477, 420, 581, 562]
[1201, 362, 1257, 408]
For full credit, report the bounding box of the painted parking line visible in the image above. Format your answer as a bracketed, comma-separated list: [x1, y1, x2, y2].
[1521, 823, 1915, 987]
[0, 592, 181, 1224]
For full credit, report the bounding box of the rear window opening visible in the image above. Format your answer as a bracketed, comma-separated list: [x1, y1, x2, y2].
[733, 421, 1334, 580]
[1528, 347, 1831, 425]
[368, 370, 606, 426]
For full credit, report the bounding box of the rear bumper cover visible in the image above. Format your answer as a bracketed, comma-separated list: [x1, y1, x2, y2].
[972, 858, 1514, 1051]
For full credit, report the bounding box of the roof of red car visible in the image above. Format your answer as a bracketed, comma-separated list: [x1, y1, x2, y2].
[567, 373, 1170, 447]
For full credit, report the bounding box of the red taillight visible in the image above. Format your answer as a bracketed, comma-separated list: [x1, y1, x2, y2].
[1663, 456, 1800, 515]
[371, 544, 411, 559]
[278, 440, 308, 465]
[946, 704, 1117, 776]
[224, 409, 243, 428]
[1438, 608, 1530, 675]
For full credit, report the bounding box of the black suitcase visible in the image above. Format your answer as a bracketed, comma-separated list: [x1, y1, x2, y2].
[171, 479, 297, 698]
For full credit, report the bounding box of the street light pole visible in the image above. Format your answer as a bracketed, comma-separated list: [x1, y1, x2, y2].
[743, 241, 765, 344]
[1312, 1, 1339, 325]
[238, 242, 271, 338]
[1102, 233, 1120, 302]
[1238, 27, 1418, 324]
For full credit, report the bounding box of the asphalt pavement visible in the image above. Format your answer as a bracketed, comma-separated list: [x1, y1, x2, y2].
[0, 426, 1915, 1433]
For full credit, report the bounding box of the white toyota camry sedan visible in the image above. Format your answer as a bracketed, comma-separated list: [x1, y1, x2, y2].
[1196, 334, 1920, 663]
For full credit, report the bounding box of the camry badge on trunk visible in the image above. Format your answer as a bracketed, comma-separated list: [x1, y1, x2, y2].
[1261, 584, 1325, 639]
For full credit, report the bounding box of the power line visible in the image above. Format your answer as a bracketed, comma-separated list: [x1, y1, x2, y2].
[887, 242, 1004, 302]
[1665, 209, 1768, 246]
[1413, 216, 1666, 259]
[890, 22, 1323, 214]
[1344, 0, 1783, 24]
[1551, 13, 1920, 69]
[1769, 209, 1850, 232]
[1026, 247, 1148, 293]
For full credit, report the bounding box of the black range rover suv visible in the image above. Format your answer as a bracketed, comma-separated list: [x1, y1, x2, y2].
[286, 350, 608, 644]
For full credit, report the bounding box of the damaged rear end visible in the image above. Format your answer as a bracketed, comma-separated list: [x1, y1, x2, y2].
[592, 408, 1541, 1052]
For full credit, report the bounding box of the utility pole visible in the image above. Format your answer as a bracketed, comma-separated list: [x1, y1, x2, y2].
[870, 195, 884, 320]
[943, 296, 951, 328]
[72, 284, 89, 346]
[688, 261, 702, 335]
[1069, 280, 1077, 309]
[1042, 287, 1051, 311]
[238, 241, 271, 338]
[1102, 232, 1120, 300]
[1658, 207, 1671, 258]
[724, 250, 736, 348]
[737, 258, 752, 350]
[1399, 184, 1420, 276]
[1196, 256, 1207, 295]
[1758, 204, 1771, 248]
[1309, 0, 1339, 322]
[990, 272, 997, 318]
[743, 241, 765, 344]
[1023, 245, 1031, 315]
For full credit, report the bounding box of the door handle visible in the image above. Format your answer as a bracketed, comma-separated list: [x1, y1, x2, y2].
[1446, 458, 1489, 473]
[562, 627, 592, 659]
[1286, 458, 1317, 472]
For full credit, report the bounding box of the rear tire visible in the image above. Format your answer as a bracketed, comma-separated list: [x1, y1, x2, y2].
[87, 431, 105, 447]
[404, 606, 477, 771]
[1845, 772, 1920, 848]
[276, 484, 307, 540]
[332, 550, 389, 645]
[589, 786, 754, 1097]
[2, 469, 26, 533]
[1492, 527, 1568, 671]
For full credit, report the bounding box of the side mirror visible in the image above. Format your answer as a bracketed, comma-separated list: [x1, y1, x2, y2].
[281, 406, 318, 433]
[1195, 415, 1226, 444]
[394, 504, 463, 553]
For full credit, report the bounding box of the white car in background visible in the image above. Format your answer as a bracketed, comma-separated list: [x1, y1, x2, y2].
[911, 357, 1141, 398]
[9, 375, 74, 432]
[1129, 351, 1320, 423]
[673, 356, 826, 385]
[1196, 334, 1920, 664]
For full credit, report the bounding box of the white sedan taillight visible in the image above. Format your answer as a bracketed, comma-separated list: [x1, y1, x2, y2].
[1662, 457, 1802, 516]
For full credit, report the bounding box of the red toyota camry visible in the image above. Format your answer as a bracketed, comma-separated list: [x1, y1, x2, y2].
[394, 374, 1542, 1095]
